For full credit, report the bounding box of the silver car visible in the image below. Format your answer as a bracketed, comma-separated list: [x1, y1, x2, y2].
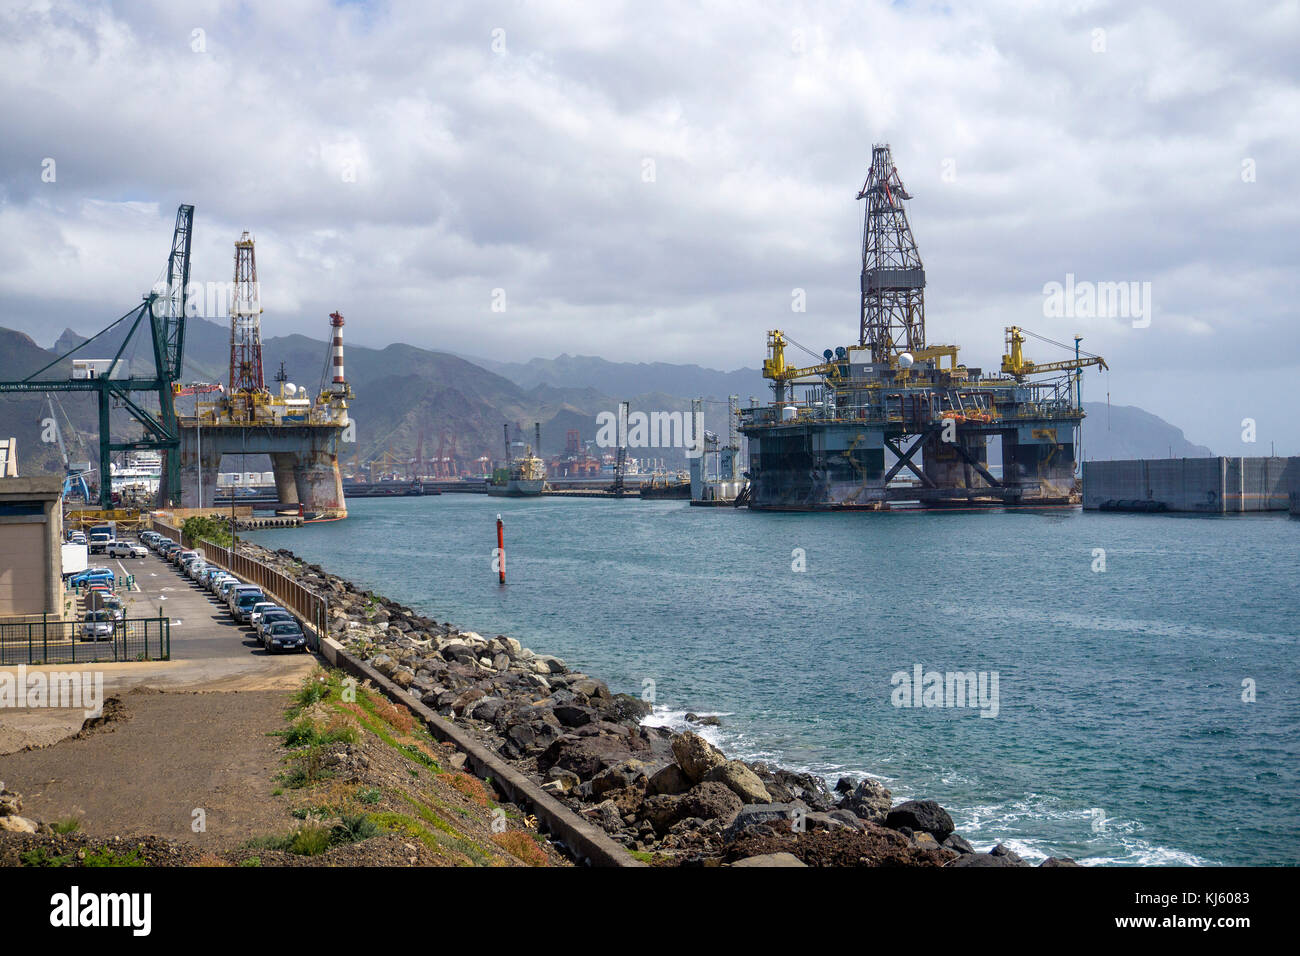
[80, 611, 114, 641]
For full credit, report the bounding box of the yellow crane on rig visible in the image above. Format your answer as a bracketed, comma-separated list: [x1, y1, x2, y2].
[762, 330, 846, 383]
[1000, 326, 1108, 381]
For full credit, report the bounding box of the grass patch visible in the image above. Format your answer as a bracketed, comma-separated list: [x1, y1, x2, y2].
[492, 830, 549, 867]
[357, 787, 383, 805]
[335, 700, 439, 772]
[331, 812, 379, 845]
[19, 847, 74, 867]
[290, 671, 334, 714]
[84, 846, 146, 867]
[280, 744, 333, 790]
[278, 715, 359, 750]
[394, 792, 500, 867]
[357, 689, 416, 734]
[442, 772, 490, 807]
[50, 817, 81, 835]
[285, 819, 333, 856]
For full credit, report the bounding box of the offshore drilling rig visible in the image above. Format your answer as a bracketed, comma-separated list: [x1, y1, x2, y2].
[738, 144, 1107, 510]
[178, 234, 354, 518]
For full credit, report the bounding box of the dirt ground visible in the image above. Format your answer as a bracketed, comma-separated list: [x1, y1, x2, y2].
[0, 673, 569, 867]
[0, 687, 293, 849]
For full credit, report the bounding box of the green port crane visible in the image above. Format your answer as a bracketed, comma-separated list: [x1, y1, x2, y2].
[0, 204, 194, 508]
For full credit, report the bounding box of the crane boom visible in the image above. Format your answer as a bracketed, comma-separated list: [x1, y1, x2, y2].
[1001, 326, 1107, 380]
[161, 204, 194, 382]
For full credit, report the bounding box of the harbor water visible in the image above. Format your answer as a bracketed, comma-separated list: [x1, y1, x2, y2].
[247, 495, 1300, 866]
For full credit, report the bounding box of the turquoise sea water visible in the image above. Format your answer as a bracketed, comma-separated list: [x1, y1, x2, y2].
[248, 496, 1300, 865]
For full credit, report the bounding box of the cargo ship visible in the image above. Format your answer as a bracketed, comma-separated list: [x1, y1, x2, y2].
[488, 423, 546, 497]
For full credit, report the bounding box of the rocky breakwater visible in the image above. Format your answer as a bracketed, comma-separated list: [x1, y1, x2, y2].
[246, 543, 1078, 867]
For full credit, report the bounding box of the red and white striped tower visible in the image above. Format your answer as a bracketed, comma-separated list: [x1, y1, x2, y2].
[329, 311, 346, 388]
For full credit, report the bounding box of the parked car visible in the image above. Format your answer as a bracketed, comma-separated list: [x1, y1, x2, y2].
[172, 549, 197, 566]
[69, 567, 115, 588]
[80, 610, 115, 641]
[69, 531, 87, 545]
[230, 588, 266, 623]
[247, 601, 280, 629]
[107, 542, 147, 559]
[216, 578, 242, 601]
[263, 620, 307, 653]
[207, 571, 234, 592]
[255, 608, 296, 640]
[98, 596, 126, 621]
[182, 556, 206, 577]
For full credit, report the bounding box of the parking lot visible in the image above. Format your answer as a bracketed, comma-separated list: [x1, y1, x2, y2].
[127, 539, 317, 663]
[0, 535, 319, 753]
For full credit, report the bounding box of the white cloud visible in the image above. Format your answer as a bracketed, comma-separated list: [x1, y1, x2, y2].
[0, 0, 1297, 452]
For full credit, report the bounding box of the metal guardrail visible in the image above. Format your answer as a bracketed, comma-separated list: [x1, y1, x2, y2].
[0, 613, 170, 665]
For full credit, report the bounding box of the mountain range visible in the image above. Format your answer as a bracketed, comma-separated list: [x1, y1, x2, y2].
[0, 319, 1212, 478]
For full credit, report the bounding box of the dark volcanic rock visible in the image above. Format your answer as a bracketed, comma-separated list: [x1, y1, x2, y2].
[723, 803, 804, 843]
[838, 778, 893, 823]
[590, 760, 648, 797]
[942, 833, 975, 855]
[677, 782, 743, 825]
[600, 693, 653, 723]
[990, 843, 1028, 865]
[537, 734, 634, 780]
[947, 852, 1025, 867]
[685, 712, 721, 727]
[646, 763, 692, 797]
[724, 822, 954, 867]
[885, 799, 955, 841]
[553, 704, 597, 728]
[1039, 856, 1081, 867]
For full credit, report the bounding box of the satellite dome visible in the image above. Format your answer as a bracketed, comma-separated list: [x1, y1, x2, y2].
[898, 352, 914, 369]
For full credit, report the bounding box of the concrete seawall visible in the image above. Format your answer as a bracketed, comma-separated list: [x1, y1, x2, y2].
[1083, 456, 1300, 513]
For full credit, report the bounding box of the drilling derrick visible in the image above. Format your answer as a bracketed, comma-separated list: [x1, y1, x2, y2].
[230, 232, 267, 406]
[858, 144, 926, 362]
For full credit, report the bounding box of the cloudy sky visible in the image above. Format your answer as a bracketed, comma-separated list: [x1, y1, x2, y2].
[1, 0, 1297, 452]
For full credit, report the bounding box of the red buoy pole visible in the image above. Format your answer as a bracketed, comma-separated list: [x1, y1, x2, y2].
[496, 514, 505, 585]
